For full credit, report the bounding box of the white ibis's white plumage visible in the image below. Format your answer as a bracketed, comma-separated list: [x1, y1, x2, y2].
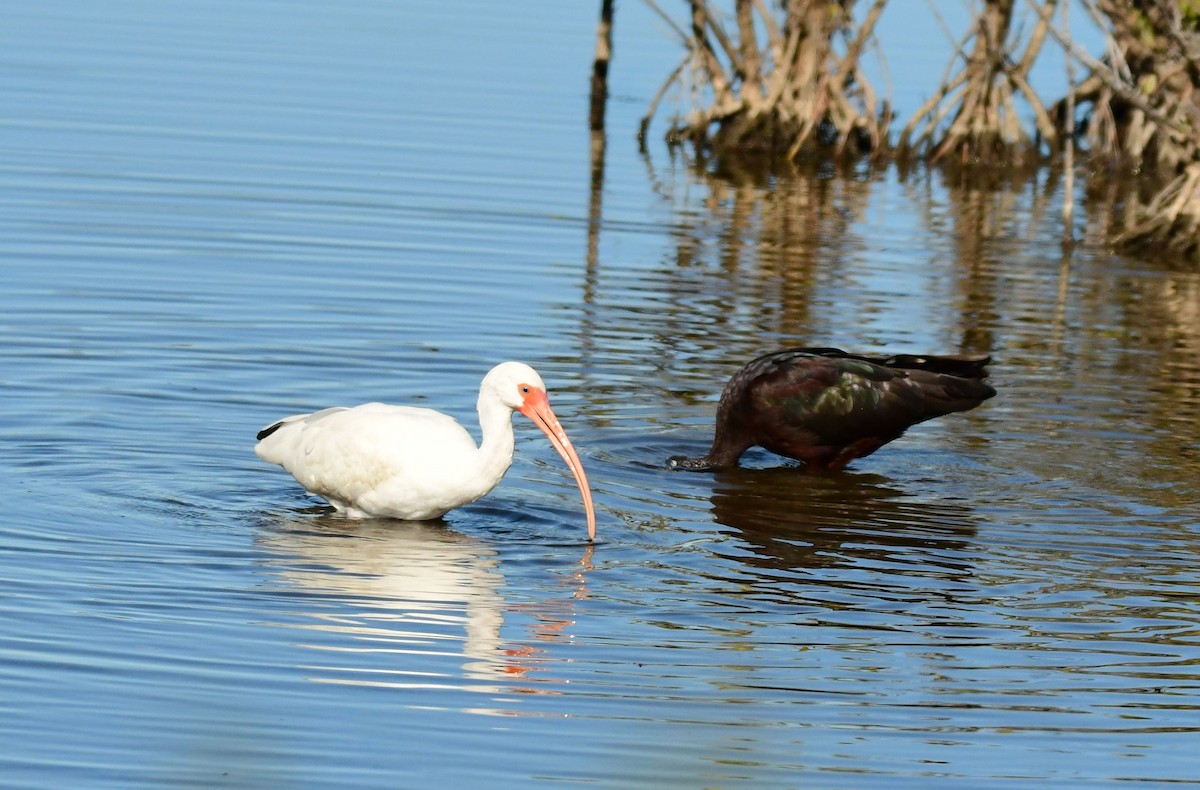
[255, 362, 596, 540]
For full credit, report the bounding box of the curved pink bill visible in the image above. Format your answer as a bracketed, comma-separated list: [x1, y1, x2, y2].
[518, 389, 596, 542]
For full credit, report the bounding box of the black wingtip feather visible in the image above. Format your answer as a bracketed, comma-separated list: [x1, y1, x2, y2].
[256, 421, 284, 441]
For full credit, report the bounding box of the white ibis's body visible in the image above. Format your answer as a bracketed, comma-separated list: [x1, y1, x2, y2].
[255, 403, 512, 520]
[255, 362, 596, 539]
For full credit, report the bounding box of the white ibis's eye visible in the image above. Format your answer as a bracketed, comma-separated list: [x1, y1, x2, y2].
[521, 385, 530, 394]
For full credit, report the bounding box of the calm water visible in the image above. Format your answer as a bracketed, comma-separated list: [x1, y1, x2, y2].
[3, 2, 1199, 788]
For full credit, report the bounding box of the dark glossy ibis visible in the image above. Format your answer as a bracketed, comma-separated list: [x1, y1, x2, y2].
[670, 347, 996, 471]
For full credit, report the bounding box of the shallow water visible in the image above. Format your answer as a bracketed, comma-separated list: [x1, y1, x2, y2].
[2, 2, 1199, 787]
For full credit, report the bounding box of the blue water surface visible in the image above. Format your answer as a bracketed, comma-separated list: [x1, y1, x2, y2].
[2, 2, 1198, 788]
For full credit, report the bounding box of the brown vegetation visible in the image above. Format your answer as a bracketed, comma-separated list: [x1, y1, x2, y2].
[898, 0, 1058, 165]
[627, 0, 1200, 260]
[639, 0, 891, 162]
[1061, 1, 1200, 255]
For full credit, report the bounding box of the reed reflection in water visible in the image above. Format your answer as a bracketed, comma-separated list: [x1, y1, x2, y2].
[588, 159, 1200, 496]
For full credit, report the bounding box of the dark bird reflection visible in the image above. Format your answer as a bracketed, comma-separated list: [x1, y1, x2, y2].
[706, 467, 979, 586]
[254, 511, 590, 691]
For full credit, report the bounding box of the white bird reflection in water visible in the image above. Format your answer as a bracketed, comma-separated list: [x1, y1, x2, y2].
[255, 513, 592, 696]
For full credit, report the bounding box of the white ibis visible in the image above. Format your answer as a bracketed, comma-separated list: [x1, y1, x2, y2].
[255, 361, 596, 540]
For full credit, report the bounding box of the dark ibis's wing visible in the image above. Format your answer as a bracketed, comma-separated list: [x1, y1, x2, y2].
[740, 349, 994, 451]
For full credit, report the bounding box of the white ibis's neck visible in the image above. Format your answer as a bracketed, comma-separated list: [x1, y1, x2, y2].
[474, 388, 516, 488]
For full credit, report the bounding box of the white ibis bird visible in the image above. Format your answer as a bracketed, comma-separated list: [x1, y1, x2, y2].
[670, 347, 996, 472]
[255, 361, 596, 540]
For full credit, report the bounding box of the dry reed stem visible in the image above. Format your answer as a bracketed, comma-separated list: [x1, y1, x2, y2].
[646, 0, 889, 162]
[901, 0, 1058, 165]
[1059, 0, 1075, 244]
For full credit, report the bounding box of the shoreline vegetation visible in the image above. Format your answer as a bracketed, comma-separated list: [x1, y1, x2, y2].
[593, 1, 1200, 261]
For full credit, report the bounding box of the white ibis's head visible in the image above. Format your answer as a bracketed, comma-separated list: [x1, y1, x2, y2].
[482, 361, 596, 542]
[482, 361, 547, 411]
